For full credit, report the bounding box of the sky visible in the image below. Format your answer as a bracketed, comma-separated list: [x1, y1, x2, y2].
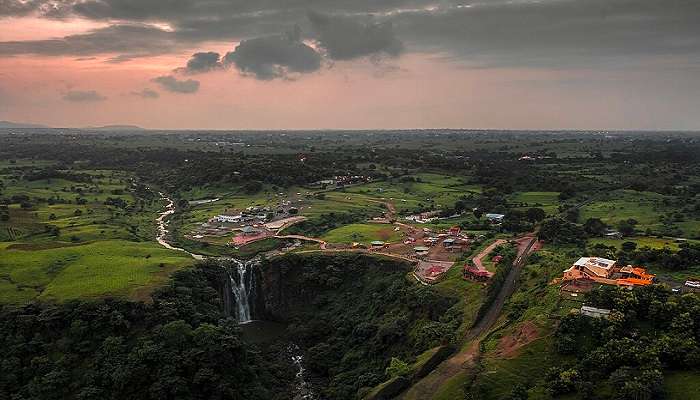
[0, 0, 699, 130]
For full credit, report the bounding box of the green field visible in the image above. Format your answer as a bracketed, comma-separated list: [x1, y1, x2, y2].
[580, 190, 700, 238]
[0, 164, 194, 304]
[509, 191, 561, 215]
[321, 223, 403, 244]
[0, 240, 193, 303]
[664, 370, 700, 400]
[344, 173, 481, 215]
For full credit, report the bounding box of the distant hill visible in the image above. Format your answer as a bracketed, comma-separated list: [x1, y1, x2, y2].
[0, 120, 50, 129]
[83, 125, 146, 131]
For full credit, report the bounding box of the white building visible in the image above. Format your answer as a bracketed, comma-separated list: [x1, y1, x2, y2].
[214, 214, 242, 223]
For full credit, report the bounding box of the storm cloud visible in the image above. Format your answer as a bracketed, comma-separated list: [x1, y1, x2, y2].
[152, 75, 200, 93]
[62, 90, 106, 102]
[1, 0, 699, 69]
[223, 31, 322, 80]
[182, 52, 223, 74]
[308, 11, 403, 60]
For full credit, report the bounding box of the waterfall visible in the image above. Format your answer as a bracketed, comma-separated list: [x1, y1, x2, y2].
[226, 259, 257, 323]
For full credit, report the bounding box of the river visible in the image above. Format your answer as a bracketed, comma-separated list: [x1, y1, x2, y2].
[156, 192, 205, 260]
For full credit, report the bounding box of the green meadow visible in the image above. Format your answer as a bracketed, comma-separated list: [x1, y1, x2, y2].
[580, 190, 700, 238]
[0, 240, 193, 304]
[0, 164, 194, 304]
[321, 223, 403, 244]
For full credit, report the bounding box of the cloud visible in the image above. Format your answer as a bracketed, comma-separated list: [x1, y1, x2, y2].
[223, 30, 322, 80]
[391, 0, 700, 68]
[62, 90, 106, 102]
[0, 23, 179, 57]
[130, 88, 159, 99]
[308, 11, 403, 60]
[151, 75, 199, 93]
[2, 0, 699, 70]
[182, 52, 223, 74]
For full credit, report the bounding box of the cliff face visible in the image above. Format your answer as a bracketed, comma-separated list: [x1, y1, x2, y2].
[258, 253, 413, 321]
[250, 253, 462, 400]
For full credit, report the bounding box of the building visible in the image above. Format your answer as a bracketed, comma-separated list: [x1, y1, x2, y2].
[561, 257, 655, 288]
[414, 246, 430, 256]
[580, 305, 611, 319]
[463, 265, 493, 282]
[370, 240, 385, 248]
[240, 226, 259, 235]
[485, 213, 505, 223]
[214, 214, 242, 224]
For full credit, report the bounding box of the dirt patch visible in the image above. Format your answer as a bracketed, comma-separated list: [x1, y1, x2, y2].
[494, 321, 540, 358]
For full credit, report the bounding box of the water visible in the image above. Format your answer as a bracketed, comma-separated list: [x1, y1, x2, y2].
[156, 193, 205, 260]
[227, 259, 257, 323]
[289, 344, 317, 400]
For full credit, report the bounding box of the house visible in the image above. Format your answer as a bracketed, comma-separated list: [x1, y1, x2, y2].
[561, 257, 655, 288]
[414, 246, 430, 256]
[214, 214, 242, 224]
[449, 226, 461, 236]
[485, 213, 505, 223]
[563, 257, 617, 281]
[580, 305, 611, 319]
[463, 265, 493, 282]
[240, 226, 259, 235]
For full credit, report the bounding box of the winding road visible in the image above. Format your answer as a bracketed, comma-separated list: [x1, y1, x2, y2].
[399, 235, 538, 399]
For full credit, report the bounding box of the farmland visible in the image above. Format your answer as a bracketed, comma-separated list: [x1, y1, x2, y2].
[1, 130, 699, 400]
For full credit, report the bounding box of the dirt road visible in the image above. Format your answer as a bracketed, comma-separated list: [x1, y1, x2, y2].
[399, 235, 538, 399]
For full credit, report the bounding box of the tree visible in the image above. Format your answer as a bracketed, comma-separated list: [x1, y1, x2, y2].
[583, 218, 607, 236]
[621, 241, 637, 252]
[385, 357, 410, 378]
[473, 209, 483, 220]
[509, 383, 528, 400]
[618, 220, 636, 236]
[526, 207, 546, 223]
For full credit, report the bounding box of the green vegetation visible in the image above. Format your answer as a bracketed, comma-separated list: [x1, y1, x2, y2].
[0, 240, 192, 303]
[321, 223, 403, 244]
[0, 264, 296, 400]
[261, 254, 463, 399]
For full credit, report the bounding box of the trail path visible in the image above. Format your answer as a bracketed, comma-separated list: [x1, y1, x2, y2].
[274, 235, 327, 249]
[399, 235, 538, 399]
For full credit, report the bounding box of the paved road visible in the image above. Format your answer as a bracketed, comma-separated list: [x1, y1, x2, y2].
[399, 235, 538, 400]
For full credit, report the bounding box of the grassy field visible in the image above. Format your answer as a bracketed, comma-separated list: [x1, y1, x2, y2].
[588, 236, 684, 251]
[344, 173, 481, 215]
[0, 163, 196, 304]
[0, 240, 193, 303]
[664, 370, 700, 400]
[508, 191, 561, 215]
[580, 190, 700, 238]
[321, 223, 403, 244]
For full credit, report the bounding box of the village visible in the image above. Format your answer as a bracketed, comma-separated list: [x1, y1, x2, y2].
[181, 186, 700, 309]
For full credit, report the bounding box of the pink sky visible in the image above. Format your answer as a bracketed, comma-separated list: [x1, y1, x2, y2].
[1, 13, 699, 130]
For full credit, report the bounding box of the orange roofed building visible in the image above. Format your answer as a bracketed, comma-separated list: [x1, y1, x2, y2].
[562, 257, 655, 288]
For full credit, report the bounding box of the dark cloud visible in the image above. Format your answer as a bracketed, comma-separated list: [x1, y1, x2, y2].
[1, 0, 699, 70]
[0, 23, 179, 57]
[62, 90, 106, 102]
[152, 75, 200, 93]
[308, 11, 403, 60]
[182, 52, 223, 74]
[223, 31, 322, 80]
[130, 88, 159, 99]
[392, 0, 700, 67]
